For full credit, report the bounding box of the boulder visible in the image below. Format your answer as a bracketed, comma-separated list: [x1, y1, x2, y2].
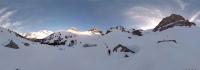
[132, 30, 143, 36]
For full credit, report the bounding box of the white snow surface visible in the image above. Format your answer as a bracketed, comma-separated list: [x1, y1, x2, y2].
[0, 26, 200, 70]
[20, 30, 53, 39]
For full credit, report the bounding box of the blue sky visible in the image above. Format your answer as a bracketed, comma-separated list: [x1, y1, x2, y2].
[0, 0, 200, 32]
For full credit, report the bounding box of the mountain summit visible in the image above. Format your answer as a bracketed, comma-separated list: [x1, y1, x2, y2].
[153, 14, 196, 32]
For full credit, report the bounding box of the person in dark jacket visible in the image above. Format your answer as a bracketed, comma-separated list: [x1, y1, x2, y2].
[108, 49, 111, 56]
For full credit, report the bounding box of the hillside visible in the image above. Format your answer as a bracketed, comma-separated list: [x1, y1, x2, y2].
[0, 14, 200, 70]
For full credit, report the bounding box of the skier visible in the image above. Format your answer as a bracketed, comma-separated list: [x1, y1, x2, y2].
[108, 49, 111, 56]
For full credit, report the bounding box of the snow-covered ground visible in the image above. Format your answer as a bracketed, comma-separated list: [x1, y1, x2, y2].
[0, 25, 200, 70]
[20, 30, 54, 39]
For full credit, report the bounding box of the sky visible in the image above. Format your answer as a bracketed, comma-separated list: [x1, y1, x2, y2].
[0, 0, 200, 33]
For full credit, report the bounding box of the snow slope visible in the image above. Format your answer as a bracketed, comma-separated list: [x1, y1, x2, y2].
[20, 30, 53, 39]
[1, 26, 200, 70]
[0, 27, 32, 47]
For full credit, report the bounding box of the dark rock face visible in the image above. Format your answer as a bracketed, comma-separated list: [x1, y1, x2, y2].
[105, 30, 112, 34]
[153, 14, 196, 32]
[112, 44, 135, 58]
[113, 44, 135, 53]
[132, 30, 143, 36]
[5, 40, 19, 49]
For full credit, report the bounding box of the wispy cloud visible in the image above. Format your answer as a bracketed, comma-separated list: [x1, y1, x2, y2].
[125, 6, 164, 30]
[174, 0, 188, 10]
[0, 8, 8, 15]
[0, 8, 23, 31]
[189, 11, 200, 26]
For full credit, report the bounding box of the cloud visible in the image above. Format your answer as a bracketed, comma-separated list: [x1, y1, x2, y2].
[196, 19, 200, 26]
[0, 8, 23, 31]
[196, 19, 200, 23]
[0, 8, 8, 15]
[190, 11, 200, 22]
[125, 6, 164, 30]
[190, 19, 200, 27]
[174, 0, 188, 10]
[0, 8, 15, 28]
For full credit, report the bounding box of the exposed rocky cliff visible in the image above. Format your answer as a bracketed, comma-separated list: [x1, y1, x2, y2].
[153, 14, 196, 32]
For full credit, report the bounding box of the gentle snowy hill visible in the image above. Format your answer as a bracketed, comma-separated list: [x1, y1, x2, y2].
[0, 14, 200, 70]
[0, 27, 33, 49]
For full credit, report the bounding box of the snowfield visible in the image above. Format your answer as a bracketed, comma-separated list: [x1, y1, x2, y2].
[0, 25, 200, 70]
[20, 30, 54, 39]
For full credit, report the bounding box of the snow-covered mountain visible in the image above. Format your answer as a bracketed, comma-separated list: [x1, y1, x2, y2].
[0, 27, 31, 48]
[21, 30, 53, 39]
[40, 27, 102, 46]
[0, 14, 200, 70]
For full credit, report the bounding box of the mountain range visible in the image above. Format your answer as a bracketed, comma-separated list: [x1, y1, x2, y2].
[0, 14, 200, 70]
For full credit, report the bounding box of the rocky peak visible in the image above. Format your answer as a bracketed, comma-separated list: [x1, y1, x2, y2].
[89, 28, 99, 32]
[153, 14, 196, 32]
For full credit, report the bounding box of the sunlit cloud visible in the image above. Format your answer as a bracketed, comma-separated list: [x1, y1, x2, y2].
[125, 6, 164, 30]
[190, 11, 200, 22]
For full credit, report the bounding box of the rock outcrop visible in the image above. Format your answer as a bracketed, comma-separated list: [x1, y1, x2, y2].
[132, 30, 143, 36]
[112, 44, 135, 58]
[5, 40, 19, 49]
[153, 14, 196, 32]
[89, 28, 103, 35]
[113, 44, 135, 53]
